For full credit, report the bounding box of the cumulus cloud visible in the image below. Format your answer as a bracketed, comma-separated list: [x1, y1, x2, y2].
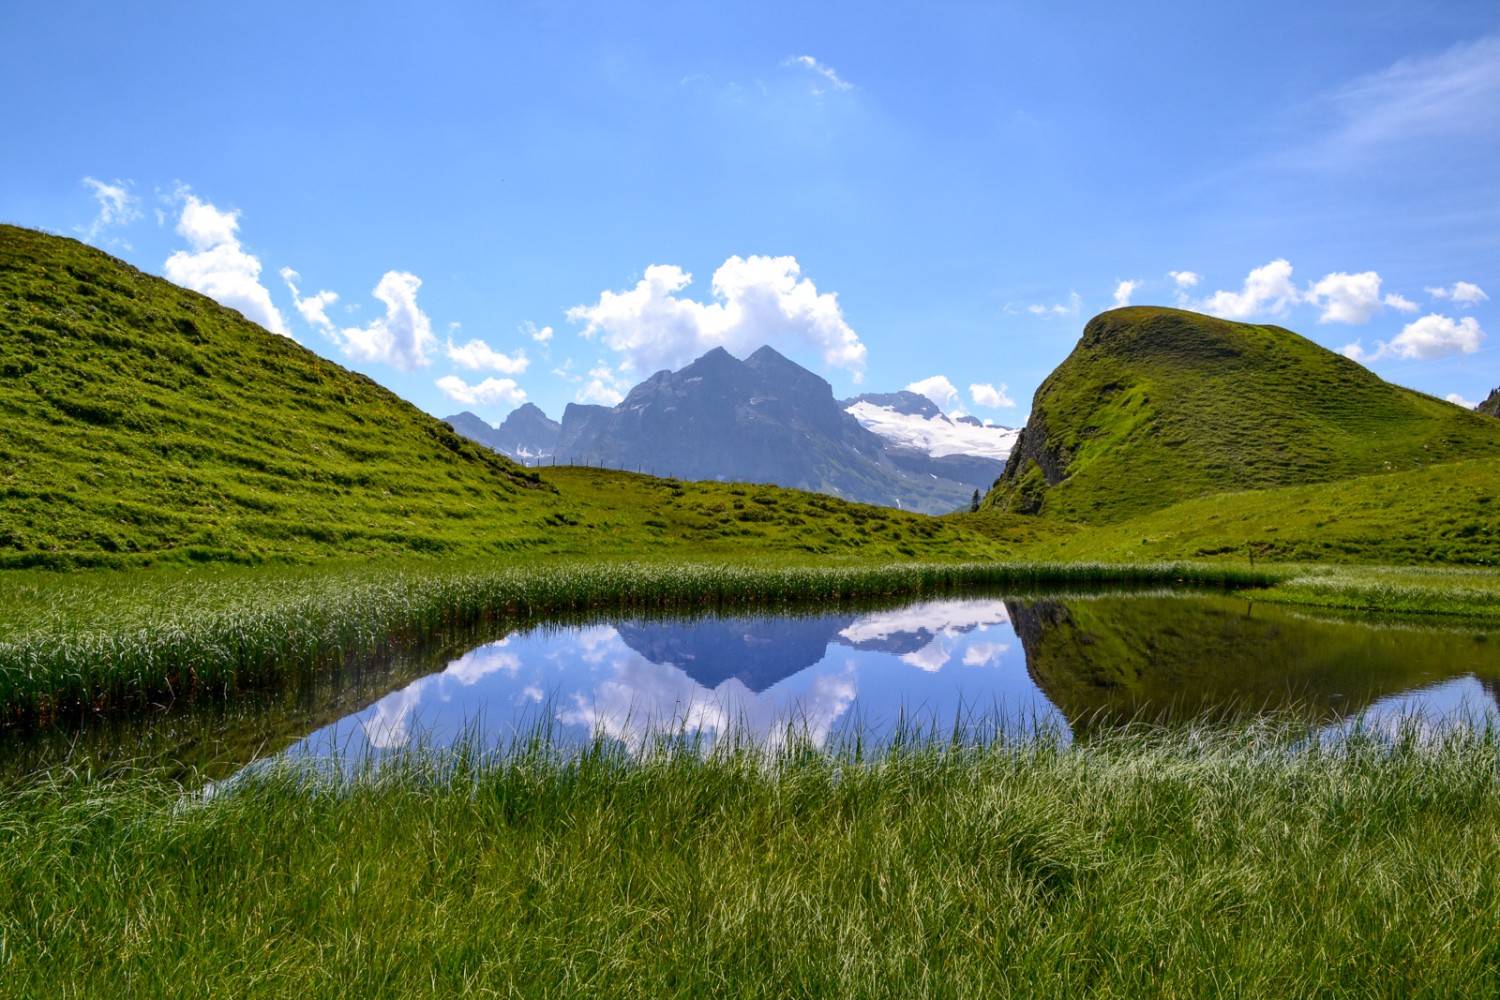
[445, 337, 529, 374]
[79, 177, 141, 242]
[1446, 393, 1478, 409]
[577, 364, 632, 406]
[567, 255, 866, 381]
[906, 375, 960, 412]
[436, 375, 526, 408]
[285, 265, 441, 370]
[1382, 314, 1485, 360]
[163, 191, 290, 337]
[1428, 281, 1489, 306]
[969, 382, 1016, 408]
[1169, 270, 1201, 290]
[319, 271, 438, 370]
[783, 55, 854, 92]
[1304, 270, 1419, 324]
[1194, 259, 1300, 319]
[524, 321, 554, 343]
[1342, 313, 1485, 363]
[1113, 279, 1141, 308]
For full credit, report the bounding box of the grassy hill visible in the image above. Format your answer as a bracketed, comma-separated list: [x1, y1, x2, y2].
[0, 224, 574, 566]
[0, 226, 1014, 568]
[1021, 455, 1500, 566]
[985, 306, 1500, 524]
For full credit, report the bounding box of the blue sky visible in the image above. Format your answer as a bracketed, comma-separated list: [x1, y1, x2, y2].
[4, 1, 1497, 425]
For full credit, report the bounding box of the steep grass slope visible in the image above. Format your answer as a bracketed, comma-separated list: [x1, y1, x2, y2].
[1029, 455, 1500, 566]
[0, 225, 570, 566]
[986, 307, 1500, 523]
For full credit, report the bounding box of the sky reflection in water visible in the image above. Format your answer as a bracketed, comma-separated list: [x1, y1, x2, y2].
[282, 598, 1056, 760]
[264, 594, 1500, 768]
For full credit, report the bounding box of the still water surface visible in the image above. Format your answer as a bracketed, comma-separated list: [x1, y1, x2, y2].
[271, 592, 1500, 765]
[10, 591, 1497, 779]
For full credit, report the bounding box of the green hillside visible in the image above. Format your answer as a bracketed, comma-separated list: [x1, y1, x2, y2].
[985, 306, 1500, 523]
[0, 226, 1014, 568]
[0, 225, 575, 566]
[1029, 455, 1500, 566]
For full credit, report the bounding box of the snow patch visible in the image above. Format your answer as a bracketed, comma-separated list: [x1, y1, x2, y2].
[845, 401, 1018, 460]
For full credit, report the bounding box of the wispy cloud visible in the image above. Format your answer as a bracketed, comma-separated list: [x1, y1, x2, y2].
[1323, 35, 1500, 151]
[1016, 291, 1082, 319]
[78, 177, 141, 243]
[782, 55, 855, 93]
[1427, 281, 1489, 306]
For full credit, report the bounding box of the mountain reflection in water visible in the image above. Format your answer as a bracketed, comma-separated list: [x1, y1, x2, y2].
[266, 593, 1497, 767]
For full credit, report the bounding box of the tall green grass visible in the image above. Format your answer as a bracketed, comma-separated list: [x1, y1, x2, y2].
[0, 559, 1276, 726]
[4, 722, 1498, 997]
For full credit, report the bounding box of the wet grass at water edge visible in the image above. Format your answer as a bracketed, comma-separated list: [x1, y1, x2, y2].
[0, 559, 1278, 727]
[3, 721, 1499, 997]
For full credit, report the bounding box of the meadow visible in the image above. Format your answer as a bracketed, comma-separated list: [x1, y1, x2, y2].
[4, 723, 1499, 997]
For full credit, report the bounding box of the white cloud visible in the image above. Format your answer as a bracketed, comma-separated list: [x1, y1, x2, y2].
[1304, 270, 1418, 325]
[969, 382, 1016, 408]
[280, 268, 339, 330]
[1381, 314, 1485, 360]
[567, 255, 866, 381]
[1344, 313, 1485, 363]
[1113, 279, 1141, 308]
[79, 177, 141, 242]
[577, 364, 631, 406]
[524, 321, 554, 343]
[962, 641, 1009, 667]
[163, 192, 290, 337]
[1452, 282, 1489, 305]
[783, 55, 854, 92]
[436, 374, 526, 408]
[323, 271, 437, 370]
[1021, 291, 1082, 319]
[1428, 281, 1489, 306]
[1340, 340, 1369, 363]
[1195, 259, 1299, 320]
[906, 375, 960, 412]
[1169, 270, 1201, 290]
[1447, 393, 1478, 409]
[445, 338, 529, 374]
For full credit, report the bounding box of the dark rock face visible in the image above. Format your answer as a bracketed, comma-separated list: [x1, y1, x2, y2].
[552, 346, 979, 513]
[1479, 388, 1500, 418]
[444, 403, 560, 462]
[994, 409, 1069, 487]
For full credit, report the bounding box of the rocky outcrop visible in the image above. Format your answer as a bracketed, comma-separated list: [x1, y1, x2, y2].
[444, 403, 560, 462]
[550, 346, 986, 513]
[1479, 388, 1500, 418]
